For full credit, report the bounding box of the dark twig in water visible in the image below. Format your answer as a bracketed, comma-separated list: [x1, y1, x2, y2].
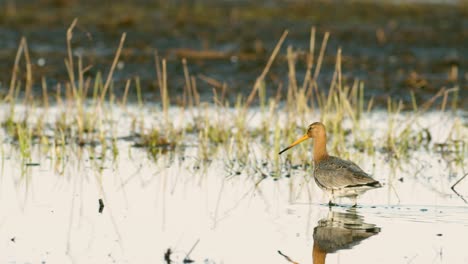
[183, 239, 200, 263]
[183, 258, 194, 263]
[451, 173, 468, 204]
[164, 248, 172, 264]
[277, 250, 299, 264]
[98, 198, 104, 213]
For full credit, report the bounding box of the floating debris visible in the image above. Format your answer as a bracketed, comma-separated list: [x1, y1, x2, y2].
[451, 173, 468, 204]
[183, 239, 199, 263]
[99, 199, 104, 213]
[183, 258, 194, 263]
[277, 250, 299, 264]
[164, 248, 172, 263]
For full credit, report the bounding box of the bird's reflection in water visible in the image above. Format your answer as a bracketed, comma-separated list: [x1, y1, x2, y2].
[312, 208, 380, 264]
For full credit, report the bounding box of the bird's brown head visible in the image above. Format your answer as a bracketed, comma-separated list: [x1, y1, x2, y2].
[279, 122, 326, 155]
[306, 122, 326, 138]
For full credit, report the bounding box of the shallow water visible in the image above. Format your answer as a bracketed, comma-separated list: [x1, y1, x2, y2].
[0, 105, 467, 263]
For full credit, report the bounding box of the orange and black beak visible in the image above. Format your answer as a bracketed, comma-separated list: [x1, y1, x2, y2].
[279, 134, 310, 155]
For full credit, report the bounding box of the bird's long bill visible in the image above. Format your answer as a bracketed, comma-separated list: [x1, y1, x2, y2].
[278, 134, 309, 155]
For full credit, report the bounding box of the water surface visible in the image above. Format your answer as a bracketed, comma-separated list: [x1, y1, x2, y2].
[1, 106, 467, 263]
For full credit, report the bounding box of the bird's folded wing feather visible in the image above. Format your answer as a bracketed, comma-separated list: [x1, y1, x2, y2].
[315, 157, 377, 188]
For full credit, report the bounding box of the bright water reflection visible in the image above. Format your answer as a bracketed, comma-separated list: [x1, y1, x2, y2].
[312, 208, 380, 264]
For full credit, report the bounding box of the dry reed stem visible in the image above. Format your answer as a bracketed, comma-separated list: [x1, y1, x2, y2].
[301, 26, 316, 92]
[182, 58, 193, 109]
[22, 39, 33, 105]
[313, 31, 330, 82]
[77, 55, 84, 99]
[190, 76, 200, 106]
[66, 19, 78, 93]
[154, 50, 163, 90]
[311, 32, 330, 110]
[121, 79, 131, 107]
[198, 74, 225, 90]
[336, 48, 342, 94]
[41, 77, 49, 109]
[162, 59, 169, 122]
[287, 46, 298, 98]
[56, 83, 62, 107]
[100, 33, 127, 103]
[6, 37, 25, 102]
[244, 30, 288, 109]
[398, 87, 459, 137]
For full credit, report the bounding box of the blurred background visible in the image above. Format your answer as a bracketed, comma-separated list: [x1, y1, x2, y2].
[0, 0, 466, 107]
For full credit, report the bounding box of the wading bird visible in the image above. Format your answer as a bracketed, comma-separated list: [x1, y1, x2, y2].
[279, 122, 381, 206]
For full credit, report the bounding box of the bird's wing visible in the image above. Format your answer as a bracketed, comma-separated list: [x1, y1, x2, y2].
[315, 156, 379, 189]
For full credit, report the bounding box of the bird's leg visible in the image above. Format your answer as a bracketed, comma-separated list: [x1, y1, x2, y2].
[328, 194, 337, 207]
[351, 196, 357, 207]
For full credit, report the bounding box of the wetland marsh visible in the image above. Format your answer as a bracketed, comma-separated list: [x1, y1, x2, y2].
[0, 1, 467, 263]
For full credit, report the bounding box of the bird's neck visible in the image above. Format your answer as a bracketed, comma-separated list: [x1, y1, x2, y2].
[313, 134, 329, 163]
[312, 243, 327, 264]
